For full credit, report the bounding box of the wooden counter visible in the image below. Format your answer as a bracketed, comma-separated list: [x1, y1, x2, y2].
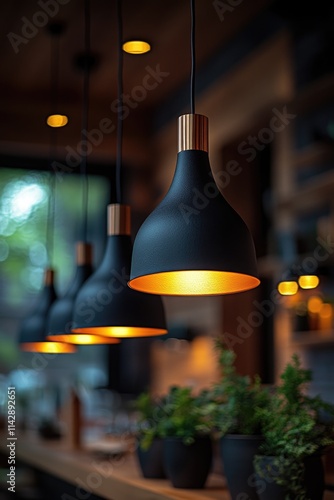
[0, 432, 229, 500]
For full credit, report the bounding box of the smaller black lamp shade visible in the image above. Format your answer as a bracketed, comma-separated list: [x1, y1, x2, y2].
[47, 243, 120, 345]
[129, 114, 260, 296]
[71, 205, 167, 338]
[19, 269, 76, 353]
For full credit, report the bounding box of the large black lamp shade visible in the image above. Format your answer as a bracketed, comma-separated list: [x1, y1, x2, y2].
[71, 204, 167, 338]
[129, 114, 260, 296]
[19, 269, 76, 353]
[47, 243, 119, 345]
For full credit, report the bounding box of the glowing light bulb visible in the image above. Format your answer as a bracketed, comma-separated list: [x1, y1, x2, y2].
[278, 280, 298, 296]
[123, 40, 151, 54]
[47, 114, 68, 128]
[298, 275, 319, 289]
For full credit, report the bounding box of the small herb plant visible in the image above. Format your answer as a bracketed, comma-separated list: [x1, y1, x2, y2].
[211, 340, 270, 436]
[134, 392, 166, 451]
[254, 354, 334, 499]
[158, 386, 214, 445]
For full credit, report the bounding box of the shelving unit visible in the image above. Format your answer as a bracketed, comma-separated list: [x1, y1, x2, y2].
[292, 330, 334, 348]
[272, 66, 334, 381]
[277, 169, 334, 213]
[293, 72, 334, 114]
[292, 143, 334, 170]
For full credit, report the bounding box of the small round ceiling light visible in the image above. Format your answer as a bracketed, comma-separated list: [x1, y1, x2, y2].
[47, 114, 68, 128]
[298, 275, 320, 290]
[277, 280, 298, 296]
[123, 40, 151, 54]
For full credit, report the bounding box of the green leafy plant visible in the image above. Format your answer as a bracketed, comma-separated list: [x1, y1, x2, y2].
[134, 392, 166, 451]
[254, 354, 334, 499]
[135, 387, 214, 449]
[158, 386, 214, 445]
[211, 339, 270, 436]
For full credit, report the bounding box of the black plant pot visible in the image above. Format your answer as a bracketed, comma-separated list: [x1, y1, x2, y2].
[254, 456, 286, 500]
[137, 438, 165, 479]
[163, 436, 212, 488]
[220, 434, 263, 500]
[254, 454, 325, 500]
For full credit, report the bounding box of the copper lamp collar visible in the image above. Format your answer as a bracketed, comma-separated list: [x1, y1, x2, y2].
[178, 114, 208, 153]
[76, 242, 93, 265]
[44, 268, 55, 286]
[108, 204, 131, 236]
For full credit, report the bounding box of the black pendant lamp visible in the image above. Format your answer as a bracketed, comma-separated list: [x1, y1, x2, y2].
[47, 0, 119, 346]
[19, 268, 76, 353]
[47, 243, 119, 345]
[71, 205, 167, 337]
[71, 0, 167, 338]
[129, 0, 260, 296]
[19, 172, 76, 354]
[19, 25, 75, 354]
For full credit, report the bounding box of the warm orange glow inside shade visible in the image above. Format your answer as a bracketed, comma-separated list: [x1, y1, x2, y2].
[308, 296, 323, 314]
[20, 342, 76, 353]
[46, 114, 68, 127]
[72, 326, 167, 338]
[129, 271, 260, 296]
[47, 334, 120, 345]
[277, 281, 298, 296]
[298, 275, 319, 289]
[123, 40, 151, 54]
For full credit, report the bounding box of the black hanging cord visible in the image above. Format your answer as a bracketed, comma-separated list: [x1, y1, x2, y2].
[80, 0, 90, 243]
[116, 0, 123, 205]
[46, 162, 56, 267]
[190, 0, 196, 114]
[46, 28, 60, 267]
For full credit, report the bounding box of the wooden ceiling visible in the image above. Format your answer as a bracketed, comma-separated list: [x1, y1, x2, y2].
[0, 0, 271, 164]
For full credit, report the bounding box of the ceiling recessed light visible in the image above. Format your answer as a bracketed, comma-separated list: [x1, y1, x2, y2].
[298, 275, 319, 290]
[46, 114, 68, 128]
[123, 40, 151, 54]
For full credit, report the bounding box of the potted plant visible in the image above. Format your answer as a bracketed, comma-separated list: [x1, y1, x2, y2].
[160, 386, 213, 489]
[211, 340, 270, 500]
[254, 354, 334, 500]
[134, 392, 166, 479]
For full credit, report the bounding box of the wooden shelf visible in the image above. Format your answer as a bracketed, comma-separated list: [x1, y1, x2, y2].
[292, 143, 334, 170]
[277, 169, 334, 213]
[0, 432, 228, 500]
[293, 73, 334, 114]
[292, 330, 334, 347]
